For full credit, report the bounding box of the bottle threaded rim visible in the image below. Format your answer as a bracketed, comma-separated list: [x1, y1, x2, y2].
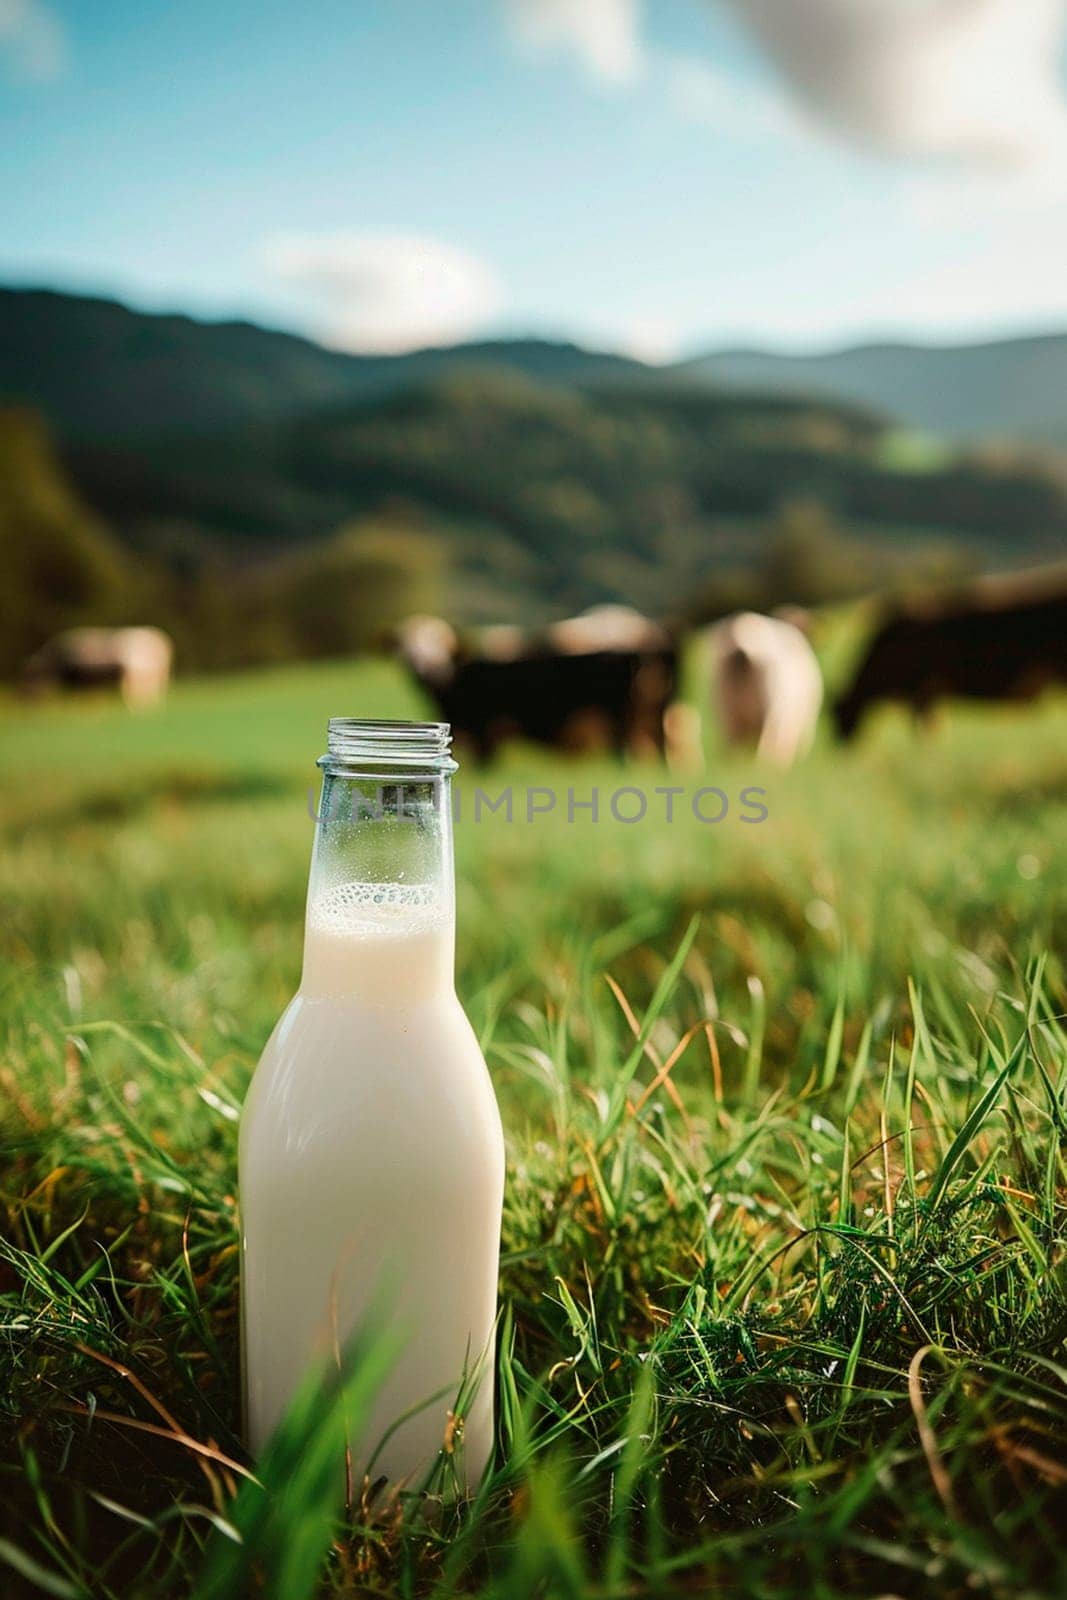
[323, 718, 455, 770]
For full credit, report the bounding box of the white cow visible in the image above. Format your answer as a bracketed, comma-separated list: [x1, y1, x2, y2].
[706, 611, 823, 767]
[23, 627, 174, 708]
[393, 614, 460, 687]
[548, 604, 671, 656]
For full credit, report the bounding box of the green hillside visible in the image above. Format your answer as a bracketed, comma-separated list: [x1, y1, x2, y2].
[0, 287, 653, 442]
[8, 287, 1067, 446]
[67, 372, 1067, 622]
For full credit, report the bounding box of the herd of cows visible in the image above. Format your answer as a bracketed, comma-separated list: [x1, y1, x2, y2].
[395, 566, 1067, 766]
[18, 566, 1067, 766]
[393, 606, 826, 767]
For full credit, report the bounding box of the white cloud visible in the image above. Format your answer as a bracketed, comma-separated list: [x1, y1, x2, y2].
[503, 0, 1067, 171]
[504, 0, 644, 85]
[264, 233, 505, 354]
[614, 314, 685, 363]
[0, 0, 67, 82]
[722, 0, 1067, 167]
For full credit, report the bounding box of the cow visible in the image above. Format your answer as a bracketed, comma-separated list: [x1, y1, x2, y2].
[395, 612, 677, 762]
[834, 571, 1067, 738]
[22, 627, 174, 708]
[547, 604, 673, 657]
[705, 611, 823, 767]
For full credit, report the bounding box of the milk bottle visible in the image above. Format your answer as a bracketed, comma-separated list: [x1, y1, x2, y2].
[240, 719, 504, 1490]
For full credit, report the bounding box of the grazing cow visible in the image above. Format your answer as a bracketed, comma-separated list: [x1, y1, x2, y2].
[548, 604, 673, 657]
[706, 611, 823, 766]
[22, 627, 174, 708]
[835, 571, 1067, 738]
[478, 624, 526, 662]
[395, 613, 677, 761]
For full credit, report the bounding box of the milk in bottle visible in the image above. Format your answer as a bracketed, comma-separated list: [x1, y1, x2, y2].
[239, 719, 504, 1490]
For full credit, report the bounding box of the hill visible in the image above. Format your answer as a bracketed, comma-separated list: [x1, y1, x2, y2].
[6, 286, 1067, 444]
[676, 332, 1067, 444]
[0, 287, 654, 442]
[7, 286, 1067, 447]
[66, 373, 1067, 623]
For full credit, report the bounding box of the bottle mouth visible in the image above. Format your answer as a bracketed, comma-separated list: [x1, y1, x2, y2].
[322, 718, 456, 772]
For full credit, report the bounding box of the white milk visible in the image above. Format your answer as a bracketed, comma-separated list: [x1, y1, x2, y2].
[240, 875, 505, 1489]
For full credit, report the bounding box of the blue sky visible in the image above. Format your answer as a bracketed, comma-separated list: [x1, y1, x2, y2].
[3, 0, 1067, 358]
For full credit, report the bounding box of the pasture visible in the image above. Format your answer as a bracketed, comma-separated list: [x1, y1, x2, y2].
[1, 643, 1066, 1599]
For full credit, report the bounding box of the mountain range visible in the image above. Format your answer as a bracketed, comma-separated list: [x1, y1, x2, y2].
[679, 335, 1067, 445]
[0, 287, 654, 442]
[4, 285, 1067, 443]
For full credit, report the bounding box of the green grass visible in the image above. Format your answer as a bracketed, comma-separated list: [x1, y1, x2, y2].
[1, 650, 1066, 1599]
[875, 429, 956, 475]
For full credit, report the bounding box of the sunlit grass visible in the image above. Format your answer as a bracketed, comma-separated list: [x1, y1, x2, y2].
[1, 656, 1065, 1598]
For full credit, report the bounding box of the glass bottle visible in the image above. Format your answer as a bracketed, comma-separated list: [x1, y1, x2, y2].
[239, 719, 504, 1491]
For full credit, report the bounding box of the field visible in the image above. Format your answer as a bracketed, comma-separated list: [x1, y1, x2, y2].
[1, 639, 1066, 1600]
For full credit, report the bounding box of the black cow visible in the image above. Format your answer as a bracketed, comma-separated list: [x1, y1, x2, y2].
[396, 615, 677, 762]
[835, 574, 1067, 738]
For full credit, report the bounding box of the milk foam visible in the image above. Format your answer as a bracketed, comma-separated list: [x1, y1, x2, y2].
[309, 879, 446, 936]
[303, 881, 452, 999]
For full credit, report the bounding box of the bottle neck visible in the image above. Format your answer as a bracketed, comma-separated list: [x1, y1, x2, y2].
[301, 722, 458, 1002]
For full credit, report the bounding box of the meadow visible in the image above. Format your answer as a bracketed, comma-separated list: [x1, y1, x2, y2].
[1, 638, 1065, 1599]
